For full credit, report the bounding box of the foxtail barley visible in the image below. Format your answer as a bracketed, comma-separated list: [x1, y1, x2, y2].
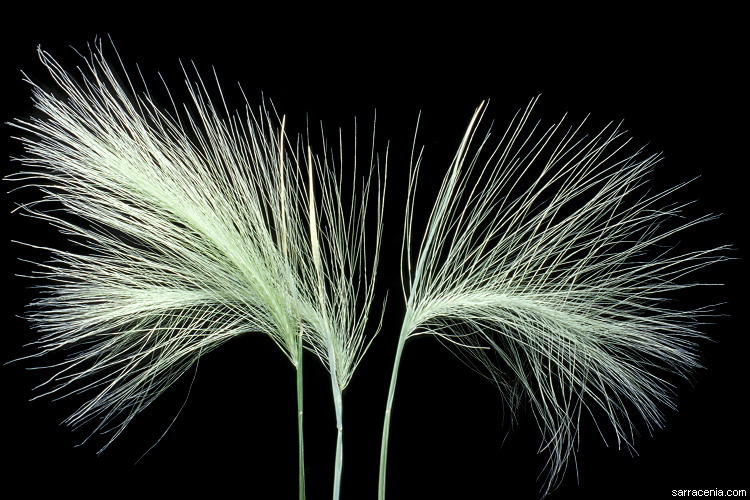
[378, 99, 727, 497]
[7, 39, 385, 500]
[8, 38, 726, 499]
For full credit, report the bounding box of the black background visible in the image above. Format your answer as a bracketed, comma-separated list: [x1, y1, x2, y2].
[1, 7, 746, 500]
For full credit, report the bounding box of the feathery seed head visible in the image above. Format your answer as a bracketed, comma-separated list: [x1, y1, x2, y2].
[8, 39, 385, 450]
[401, 99, 727, 495]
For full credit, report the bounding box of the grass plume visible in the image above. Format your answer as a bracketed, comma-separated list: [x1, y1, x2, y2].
[7, 39, 386, 500]
[379, 99, 728, 497]
[7, 38, 726, 499]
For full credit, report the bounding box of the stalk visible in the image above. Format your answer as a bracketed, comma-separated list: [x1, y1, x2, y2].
[378, 105, 484, 498]
[296, 334, 306, 500]
[378, 310, 412, 500]
[307, 145, 345, 500]
[331, 380, 344, 500]
[280, 116, 306, 500]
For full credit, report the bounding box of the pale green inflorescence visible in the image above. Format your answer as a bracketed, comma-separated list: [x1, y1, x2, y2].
[383, 99, 727, 497]
[9, 41, 386, 499]
[9, 39, 726, 500]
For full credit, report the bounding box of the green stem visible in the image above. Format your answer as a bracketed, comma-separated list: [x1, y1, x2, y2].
[332, 381, 344, 500]
[378, 310, 412, 500]
[296, 334, 306, 500]
[305, 144, 344, 500]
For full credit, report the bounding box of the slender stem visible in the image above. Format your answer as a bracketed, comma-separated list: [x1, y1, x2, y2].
[307, 145, 345, 500]
[378, 310, 412, 500]
[377, 108, 484, 499]
[296, 334, 306, 500]
[332, 381, 344, 500]
[280, 116, 306, 500]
